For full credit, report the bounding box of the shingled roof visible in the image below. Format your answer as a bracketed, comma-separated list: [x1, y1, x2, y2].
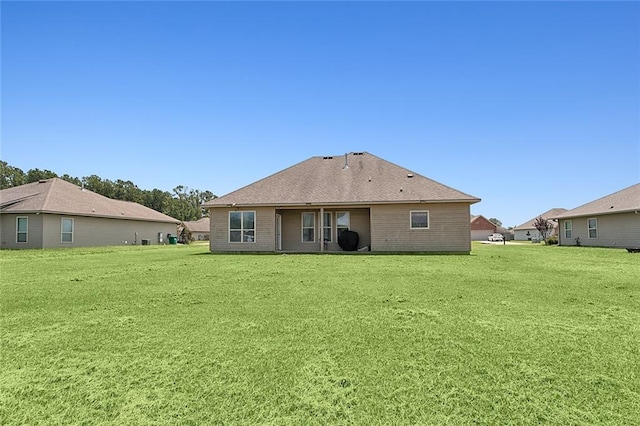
[0, 178, 180, 223]
[552, 183, 640, 219]
[204, 152, 480, 207]
[513, 208, 568, 230]
[183, 217, 210, 233]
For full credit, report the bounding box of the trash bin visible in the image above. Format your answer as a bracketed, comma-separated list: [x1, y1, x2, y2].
[168, 236, 178, 245]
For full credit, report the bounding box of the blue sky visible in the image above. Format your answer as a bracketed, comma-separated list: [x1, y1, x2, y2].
[2, 1, 639, 227]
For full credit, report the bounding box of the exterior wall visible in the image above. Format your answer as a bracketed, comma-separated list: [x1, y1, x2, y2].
[191, 231, 209, 241]
[471, 230, 494, 241]
[514, 229, 539, 241]
[209, 207, 276, 252]
[558, 213, 640, 248]
[470, 216, 496, 241]
[208, 203, 473, 253]
[370, 203, 471, 253]
[41, 214, 177, 248]
[1, 213, 177, 249]
[280, 208, 371, 252]
[0, 213, 44, 249]
[514, 225, 559, 241]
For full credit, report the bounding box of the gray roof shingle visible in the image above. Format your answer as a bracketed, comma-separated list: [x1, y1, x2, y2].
[0, 178, 180, 223]
[204, 152, 480, 207]
[552, 183, 640, 219]
[513, 208, 568, 230]
[183, 217, 210, 233]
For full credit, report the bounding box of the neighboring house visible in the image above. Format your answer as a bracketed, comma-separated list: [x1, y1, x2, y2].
[181, 217, 210, 241]
[0, 178, 180, 249]
[470, 215, 497, 241]
[202, 152, 481, 253]
[513, 208, 568, 241]
[552, 183, 640, 248]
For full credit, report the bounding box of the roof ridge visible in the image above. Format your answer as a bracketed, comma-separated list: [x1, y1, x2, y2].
[567, 183, 640, 212]
[205, 152, 480, 206]
[40, 178, 58, 211]
[204, 156, 318, 203]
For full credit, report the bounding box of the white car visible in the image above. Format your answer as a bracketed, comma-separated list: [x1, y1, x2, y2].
[488, 233, 504, 242]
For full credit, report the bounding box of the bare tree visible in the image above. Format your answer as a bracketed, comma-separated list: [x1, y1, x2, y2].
[533, 216, 554, 242]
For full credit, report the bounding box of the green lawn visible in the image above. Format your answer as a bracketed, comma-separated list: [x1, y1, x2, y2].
[1, 244, 638, 425]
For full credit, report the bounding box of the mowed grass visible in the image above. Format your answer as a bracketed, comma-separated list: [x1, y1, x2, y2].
[1, 244, 638, 425]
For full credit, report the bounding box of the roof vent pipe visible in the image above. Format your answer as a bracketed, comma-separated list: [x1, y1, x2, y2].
[343, 153, 349, 169]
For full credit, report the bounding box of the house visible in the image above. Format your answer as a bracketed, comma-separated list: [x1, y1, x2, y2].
[180, 217, 210, 241]
[513, 208, 568, 241]
[470, 215, 497, 241]
[202, 152, 480, 253]
[552, 183, 640, 248]
[0, 178, 180, 249]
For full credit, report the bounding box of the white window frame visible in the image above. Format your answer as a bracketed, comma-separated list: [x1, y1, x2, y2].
[228, 211, 256, 243]
[61, 217, 74, 243]
[323, 212, 332, 243]
[16, 216, 28, 243]
[587, 218, 598, 239]
[410, 210, 429, 229]
[336, 211, 350, 238]
[302, 212, 315, 243]
[564, 220, 572, 239]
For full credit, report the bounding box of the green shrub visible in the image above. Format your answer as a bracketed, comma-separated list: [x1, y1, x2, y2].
[546, 235, 558, 245]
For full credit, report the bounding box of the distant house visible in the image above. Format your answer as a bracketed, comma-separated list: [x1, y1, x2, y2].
[0, 178, 180, 249]
[513, 208, 568, 241]
[470, 215, 497, 241]
[552, 184, 640, 248]
[203, 152, 480, 253]
[181, 217, 210, 241]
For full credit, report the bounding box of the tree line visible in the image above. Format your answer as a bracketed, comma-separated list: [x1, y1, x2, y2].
[0, 161, 215, 222]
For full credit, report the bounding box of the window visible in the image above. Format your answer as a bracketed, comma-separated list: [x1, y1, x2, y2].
[302, 212, 315, 242]
[16, 217, 28, 243]
[336, 212, 350, 237]
[323, 212, 332, 242]
[564, 220, 572, 239]
[229, 211, 255, 243]
[410, 210, 429, 229]
[588, 218, 597, 239]
[61, 218, 74, 243]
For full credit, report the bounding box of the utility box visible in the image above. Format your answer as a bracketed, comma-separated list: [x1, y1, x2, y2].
[141, 239, 150, 245]
[158, 232, 163, 243]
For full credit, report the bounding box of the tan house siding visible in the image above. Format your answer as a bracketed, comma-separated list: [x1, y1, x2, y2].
[559, 213, 640, 248]
[0, 213, 44, 249]
[1, 213, 177, 249]
[39, 214, 177, 248]
[209, 207, 276, 252]
[370, 203, 471, 252]
[344, 208, 371, 249]
[280, 209, 318, 252]
[279, 208, 371, 252]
